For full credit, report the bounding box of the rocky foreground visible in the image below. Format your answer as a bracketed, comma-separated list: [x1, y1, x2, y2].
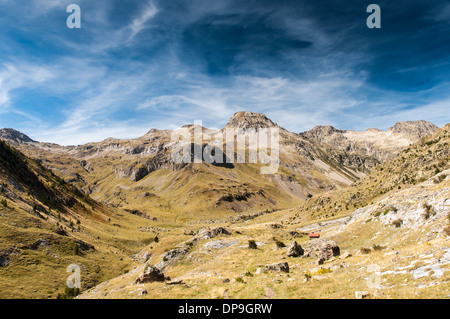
[78, 170, 449, 299]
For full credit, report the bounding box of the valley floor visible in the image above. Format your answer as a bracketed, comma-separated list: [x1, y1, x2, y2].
[78, 174, 450, 299]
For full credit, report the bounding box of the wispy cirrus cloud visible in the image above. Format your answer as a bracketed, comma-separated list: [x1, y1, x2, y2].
[0, 63, 53, 109]
[0, 0, 449, 145]
[129, 1, 158, 40]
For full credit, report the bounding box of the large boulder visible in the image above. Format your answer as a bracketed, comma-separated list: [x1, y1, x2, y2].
[318, 240, 340, 261]
[287, 241, 304, 257]
[196, 227, 231, 240]
[135, 265, 168, 284]
[302, 249, 317, 259]
[265, 262, 289, 273]
[28, 239, 50, 250]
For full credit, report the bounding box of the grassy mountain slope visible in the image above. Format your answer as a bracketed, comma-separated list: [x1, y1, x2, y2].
[0, 113, 365, 221]
[0, 141, 167, 298]
[78, 170, 450, 299]
[280, 123, 450, 225]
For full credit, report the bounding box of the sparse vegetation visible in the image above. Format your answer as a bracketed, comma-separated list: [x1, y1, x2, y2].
[372, 244, 385, 251]
[56, 287, 80, 299]
[70, 241, 80, 255]
[248, 240, 258, 249]
[273, 238, 286, 248]
[392, 219, 403, 228]
[444, 226, 450, 236]
[316, 268, 332, 274]
[433, 174, 447, 184]
[422, 203, 435, 220]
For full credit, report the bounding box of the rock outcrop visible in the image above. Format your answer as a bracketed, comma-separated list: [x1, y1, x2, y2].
[135, 265, 169, 284]
[156, 246, 191, 269]
[287, 241, 304, 257]
[0, 128, 36, 144]
[225, 111, 278, 131]
[317, 240, 340, 264]
[389, 120, 438, 140]
[265, 262, 289, 273]
[301, 120, 438, 165]
[195, 227, 232, 240]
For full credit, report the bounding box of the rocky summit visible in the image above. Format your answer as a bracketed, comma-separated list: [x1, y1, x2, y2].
[0, 113, 449, 299]
[0, 128, 36, 144]
[225, 111, 279, 130]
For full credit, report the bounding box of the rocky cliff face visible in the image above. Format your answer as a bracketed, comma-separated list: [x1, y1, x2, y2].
[286, 123, 450, 223]
[389, 120, 438, 140]
[301, 120, 438, 164]
[0, 128, 35, 144]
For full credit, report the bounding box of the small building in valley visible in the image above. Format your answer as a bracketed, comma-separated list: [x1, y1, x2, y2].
[309, 232, 320, 239]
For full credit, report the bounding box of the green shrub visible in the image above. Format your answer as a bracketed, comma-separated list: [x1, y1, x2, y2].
[372, 244, 385, 251]
[56, 287, 80, 299]
[69, 241, 80, 255]
[422, 203, 435, 220]
[274, 239, 286, 248]
[317, 268, 332, 274]
[248, 240, 258, 250]
[392, 219, 403, 228]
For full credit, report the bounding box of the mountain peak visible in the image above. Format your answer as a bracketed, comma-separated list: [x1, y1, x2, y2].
[300, 125, 345, 141]
[389, 120, 438, 139]
[225, 111, 278, 130]
[306, 125, 344, 136]
[0, 128, 35, 144]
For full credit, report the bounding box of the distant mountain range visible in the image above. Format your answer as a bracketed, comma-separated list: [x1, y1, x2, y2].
[0, 112, 439, 220]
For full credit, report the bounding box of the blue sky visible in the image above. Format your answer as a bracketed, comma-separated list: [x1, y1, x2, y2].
[0, 0, 449, 145]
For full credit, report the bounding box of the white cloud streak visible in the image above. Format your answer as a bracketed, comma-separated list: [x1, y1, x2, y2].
[129, 1, 158, 40]
[0, 63, 53, 109]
